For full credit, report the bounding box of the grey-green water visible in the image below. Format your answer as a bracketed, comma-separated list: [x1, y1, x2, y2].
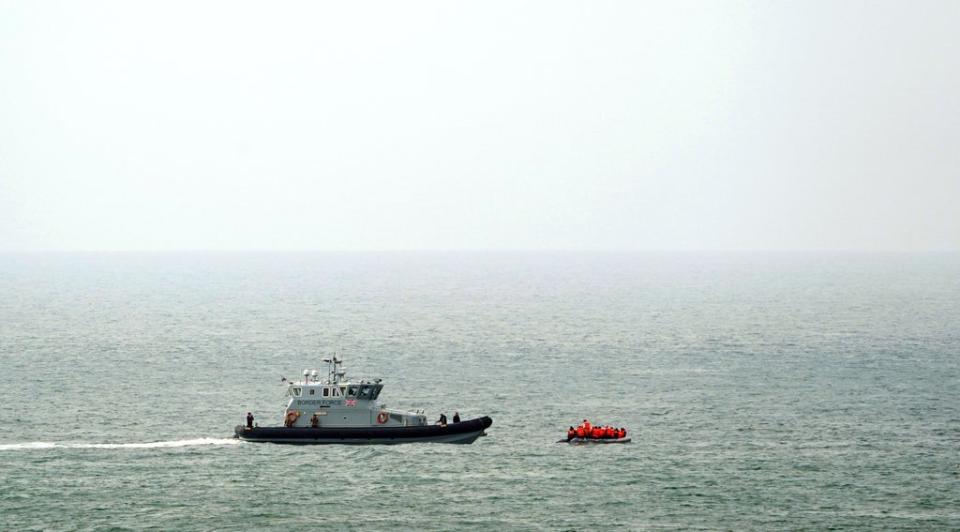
[1, 252, 958, 530]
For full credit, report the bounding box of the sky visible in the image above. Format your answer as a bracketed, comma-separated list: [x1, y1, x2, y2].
[1, 1, 958, 251]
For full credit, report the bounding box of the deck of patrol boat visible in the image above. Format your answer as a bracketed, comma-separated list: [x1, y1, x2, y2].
[235, 416, 492, 444]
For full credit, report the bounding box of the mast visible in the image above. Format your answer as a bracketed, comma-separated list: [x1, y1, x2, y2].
[323, 355, 345, 385]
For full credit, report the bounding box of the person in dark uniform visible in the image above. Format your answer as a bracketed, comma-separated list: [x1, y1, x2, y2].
[310, 413, 319, 428]
[437, 413, 448, 426]
[452, 412, 461, 423]
[567, 426, 576, 441]
[246, 412, 254, 429]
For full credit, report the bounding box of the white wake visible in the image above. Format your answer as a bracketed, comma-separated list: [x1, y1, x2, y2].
[0, 437, 242, 451]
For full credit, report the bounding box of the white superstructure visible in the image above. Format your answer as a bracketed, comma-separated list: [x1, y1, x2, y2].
[282, 356, 428, 428]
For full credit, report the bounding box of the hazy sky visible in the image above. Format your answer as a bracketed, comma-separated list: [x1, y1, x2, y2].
[1, 1, 958, 251]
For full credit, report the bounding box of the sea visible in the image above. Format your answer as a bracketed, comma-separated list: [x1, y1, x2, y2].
[0, 251, 958, 530]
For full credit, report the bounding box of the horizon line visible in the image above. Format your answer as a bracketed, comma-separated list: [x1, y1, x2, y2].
[1, 248, 957, 254]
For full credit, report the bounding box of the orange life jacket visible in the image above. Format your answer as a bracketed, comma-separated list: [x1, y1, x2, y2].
[591, 427, 603, 439]
[567, 429, 576, 439]
[605, 426, 614, 438]
[576, 427, 585, 438]
[583, 421, 592, 434]
[619, 428, 626, 438]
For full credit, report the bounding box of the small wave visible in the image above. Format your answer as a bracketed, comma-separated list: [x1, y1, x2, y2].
[0, 438, 242, 451]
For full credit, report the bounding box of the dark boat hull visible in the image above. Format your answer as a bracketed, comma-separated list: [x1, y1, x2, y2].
[234, 416, 493, 444]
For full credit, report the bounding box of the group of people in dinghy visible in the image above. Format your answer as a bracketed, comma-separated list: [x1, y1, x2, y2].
[566, 419, 627, 441]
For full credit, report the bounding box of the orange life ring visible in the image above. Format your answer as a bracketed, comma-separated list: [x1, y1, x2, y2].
[285, 411, 299, 427]
[377, 411, 389, 424]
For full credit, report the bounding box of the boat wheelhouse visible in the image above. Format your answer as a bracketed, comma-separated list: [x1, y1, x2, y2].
[281, 357, 426, 428]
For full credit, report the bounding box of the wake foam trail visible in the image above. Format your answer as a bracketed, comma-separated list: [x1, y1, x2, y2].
[0, 438, 242, 451]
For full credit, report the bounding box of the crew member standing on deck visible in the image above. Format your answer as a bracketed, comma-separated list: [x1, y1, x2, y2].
[452, 412, 461, 423]
[437, 413, 448, 426]
[246, 412, 254, 429]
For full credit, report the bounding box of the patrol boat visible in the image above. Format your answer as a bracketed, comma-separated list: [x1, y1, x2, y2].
[234, 356, 493, 444]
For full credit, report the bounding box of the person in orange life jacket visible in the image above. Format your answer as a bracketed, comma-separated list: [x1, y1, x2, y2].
[567, 427, 576, 441]
[619, 427, 627, 439]
[575, 425, 586, 438]
[606, 426, 615, 439]
[591, 426, 603, 439]
[582, 419, 592, 435]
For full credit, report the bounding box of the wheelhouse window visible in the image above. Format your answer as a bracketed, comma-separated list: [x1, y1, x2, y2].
[309, 388, 315, 396]
[291, 387, 302, 397]
[322, 387, 329, 397]
[347, 386, 358, 397]
[370, 385, 383, 400]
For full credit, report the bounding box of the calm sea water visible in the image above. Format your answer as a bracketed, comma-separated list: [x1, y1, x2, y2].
[1, 252, 958, 530]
